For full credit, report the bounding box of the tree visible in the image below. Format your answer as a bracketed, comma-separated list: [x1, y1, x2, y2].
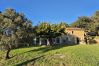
[34, 22, 66, 45]
[90, 11, 99, 35]
[71, 16, 92, 30]
[59, 22, 69, 28]
[0, 8, 33, 59]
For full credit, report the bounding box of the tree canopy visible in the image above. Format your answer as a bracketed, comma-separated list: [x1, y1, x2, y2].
[34, 22, 67, 45]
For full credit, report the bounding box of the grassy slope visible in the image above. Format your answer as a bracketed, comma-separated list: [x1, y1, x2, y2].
[0, 45, 99, 66]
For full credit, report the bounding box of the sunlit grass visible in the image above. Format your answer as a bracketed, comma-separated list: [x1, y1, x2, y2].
[0, 44, 99, 66]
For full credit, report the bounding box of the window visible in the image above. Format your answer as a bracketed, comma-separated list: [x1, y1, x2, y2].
[63, 39, 66, 43]
[66, 37, 68, 40]
[56, 38, 60, 43]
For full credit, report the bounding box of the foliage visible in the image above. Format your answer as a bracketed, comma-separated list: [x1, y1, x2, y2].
[34, 22, 67, 45]
[71, 11, 99, 36]
[71, 16, 92, 30]
[90, 11, 99, 35]
[0, 8, 33, 59]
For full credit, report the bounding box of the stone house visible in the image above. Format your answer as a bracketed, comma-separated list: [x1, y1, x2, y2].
[65, 28, 85, 44]
[33, 28, 86, 45]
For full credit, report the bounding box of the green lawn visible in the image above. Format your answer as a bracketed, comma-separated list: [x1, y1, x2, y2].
[0, 44, 99, 66]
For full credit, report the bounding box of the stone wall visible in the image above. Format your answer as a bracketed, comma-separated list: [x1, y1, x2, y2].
[65, 28, 85, 42]
[94, 37, 99, 43]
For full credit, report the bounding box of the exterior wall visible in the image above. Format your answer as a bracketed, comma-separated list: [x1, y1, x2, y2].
[65, 35, 77, 44]
[65, 28, 85, 44]
[33, 28, 86, 45]
[51, 35, 77, 45]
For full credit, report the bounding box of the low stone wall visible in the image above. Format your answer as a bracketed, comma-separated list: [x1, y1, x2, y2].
[95, 39, 99, 43]
[80, 41, 86, 45]
[94, 37, 99, 43]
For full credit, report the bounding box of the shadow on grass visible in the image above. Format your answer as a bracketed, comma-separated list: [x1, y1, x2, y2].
[19, 44, 78, 55]
[12, 44, 78, 57]
[15, 55, 43, 66]
[12, 44, 77, 66]
[12, 45, 41, 50]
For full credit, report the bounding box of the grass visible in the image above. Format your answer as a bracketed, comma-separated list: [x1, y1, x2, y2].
[0, 44, 99, 66]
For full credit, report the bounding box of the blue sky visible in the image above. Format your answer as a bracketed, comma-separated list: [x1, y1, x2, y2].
[0, 0, 99, 25]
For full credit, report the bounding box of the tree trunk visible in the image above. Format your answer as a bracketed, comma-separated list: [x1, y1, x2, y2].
[48, 38, 53, 45]
[5, 44, 11, 60]
[5, 48, 11, 59]
[85, 38, 88, 44]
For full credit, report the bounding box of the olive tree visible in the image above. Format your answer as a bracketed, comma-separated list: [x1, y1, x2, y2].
[0, 8, 33, 59]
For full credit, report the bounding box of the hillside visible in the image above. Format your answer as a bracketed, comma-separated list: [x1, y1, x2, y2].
[0, 45, 99, 66]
